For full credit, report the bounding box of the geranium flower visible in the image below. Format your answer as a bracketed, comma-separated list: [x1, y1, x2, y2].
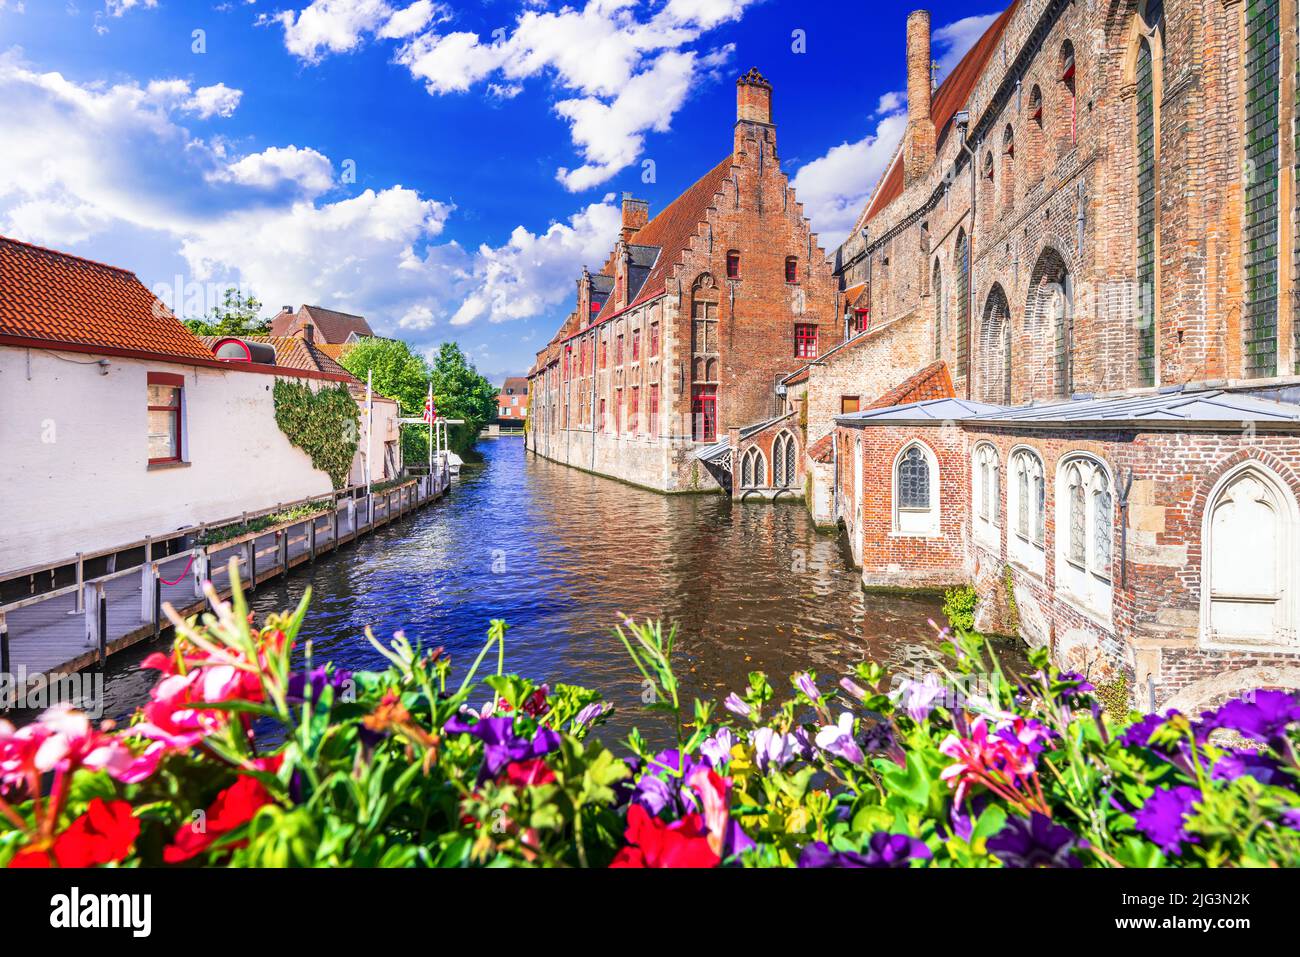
[502, 758, 556, 788]
[521, 686, 550, 718]
[1199, 691, 1300, 748]
[7, 799, 140, 869]
[799, 832, 931, 868]
[608, 805, 719, 868]
[815, 712, 864, 765]
[1132, 785, 1201, 855]
[164, 771, 277, 863]
[988, 813, 1086, 867]
[0, 706, 145, 794]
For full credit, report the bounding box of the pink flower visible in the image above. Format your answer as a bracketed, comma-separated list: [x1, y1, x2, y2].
[0, 706, 143, 795]
[939, 716, 1049, 816]
[686, 766, 730, 857]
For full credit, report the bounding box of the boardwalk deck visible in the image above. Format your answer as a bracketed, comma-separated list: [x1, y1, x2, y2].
[1, 472, 449, 702]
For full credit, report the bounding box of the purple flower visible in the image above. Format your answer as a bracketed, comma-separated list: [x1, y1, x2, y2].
[628, 749, 711, 815]
[1119, 711, 1182, 749]
[814, 712, 864, 765]
[571, 701, 609, 733]
[1133, 785, 1201, 855]
[1281, 808, 1300, 831]
[1211, 748, 1287, 785]
[723, 693, 752, 718]
[896, 673, 945, 723]
[699, 728, 736, 767]
[799, 832, 931, 868]
[286, 666, 352, 704]
[839, 677, 869, 702]
[749, 727, 804, 772]
[987, 813, 1086, 868]
[862, 719, 906, 769]
[794, 672, 822, 702]
[1199, 690, 1300, 747]
[443, 714, 561, 779]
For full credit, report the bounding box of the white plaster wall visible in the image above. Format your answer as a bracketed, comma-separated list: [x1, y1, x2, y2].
[0, 348, 335, 572]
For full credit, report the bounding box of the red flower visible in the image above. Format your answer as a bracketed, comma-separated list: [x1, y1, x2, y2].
[163, 772, 274, 864]
[609, 805, 720, 868]
[6, 799, 139, 868]
[502, 758, 555, 788]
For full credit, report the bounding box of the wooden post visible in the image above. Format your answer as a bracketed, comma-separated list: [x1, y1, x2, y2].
[97, 582, 108, 663]
[140, 536, 153, 621]
[152, 563, 161, 639]
[277, 529, 287, 572]
[248, 539, 257, 592]
[74, 553, 84, 613]
[194, 549, 208, 599]
[309, 517, 317, 562]
[332, 506, 339, 549]
[0, 610, 9, 678]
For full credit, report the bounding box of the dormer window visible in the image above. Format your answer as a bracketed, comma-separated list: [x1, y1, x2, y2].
[726, 251, 740, 279]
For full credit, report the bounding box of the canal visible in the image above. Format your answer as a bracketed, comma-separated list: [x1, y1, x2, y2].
[100, 437, 957, 743]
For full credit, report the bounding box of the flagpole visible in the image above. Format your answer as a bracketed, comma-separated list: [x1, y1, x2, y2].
[427, 381, 434, 475]
[364, 369, 373, 495]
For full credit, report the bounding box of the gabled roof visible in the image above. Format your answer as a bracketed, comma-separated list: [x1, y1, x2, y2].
[500, 376, 529, 395]
[200, 335, 353, 379]
[860, 2, 1020, 226]
[837, 396, 1007, 426]
[968, 389, 1300, 428]
[844, 282, 868, 308]
[0, 235, 216, 364]
[867, 360, 955, 410]
[587, 155, 734, 328]
[271, 304, 374, 343]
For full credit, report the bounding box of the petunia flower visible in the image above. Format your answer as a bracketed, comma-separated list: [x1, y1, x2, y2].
[798, 832, 931, 868]
[814, 712, 864, 765]
[571, 702, 610, 733]
[749, 727, 804, 772]
[723, 693, 752, 718]
[987, 813, 1086, 868]
[609, 805, 719, 868]
[1199, 691, 1300, 748]
[699, 727, 736, 768]
[794, 672, 822, 703]
[895, 673, 946, 723]
[1132, 785, 1201, 855]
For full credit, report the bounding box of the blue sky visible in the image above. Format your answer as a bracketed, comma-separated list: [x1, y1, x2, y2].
[0, 0, 998, 381]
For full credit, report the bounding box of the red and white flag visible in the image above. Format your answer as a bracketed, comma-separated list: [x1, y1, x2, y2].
[423, 392, 436, 423]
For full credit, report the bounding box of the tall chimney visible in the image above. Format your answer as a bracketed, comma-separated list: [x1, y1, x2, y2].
[735, 67, 772, 126]
[903, 10, 936, 186]
[620, 193, 649, 244]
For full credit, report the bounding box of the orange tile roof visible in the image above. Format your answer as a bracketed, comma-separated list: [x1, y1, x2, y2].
[0, 235, 216, 363]
[199, 335, 355, 378]
[867, 360, 955, 410]
[586, 156, 734, 329]
[271, 305, 374, 342]
[806, 432, 835, 463]
[844, 282, 867, 307]
[862, 2, 1020, 224]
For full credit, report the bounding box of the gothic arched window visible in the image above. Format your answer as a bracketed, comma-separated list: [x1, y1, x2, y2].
[895, 442, 938, 536]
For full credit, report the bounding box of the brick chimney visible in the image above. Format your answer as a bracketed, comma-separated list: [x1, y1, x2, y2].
[736, 67, 772, 125]
[577, 266, 592, 326]
[620, 193, 649, 244]
[903, 10, 936, 186]
[301, 321, 314, 344]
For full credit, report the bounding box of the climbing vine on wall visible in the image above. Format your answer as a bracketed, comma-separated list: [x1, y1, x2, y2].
[273, 379, 360, 490]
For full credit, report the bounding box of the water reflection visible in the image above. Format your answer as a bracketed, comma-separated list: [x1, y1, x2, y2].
[100, 438, 1001, 745]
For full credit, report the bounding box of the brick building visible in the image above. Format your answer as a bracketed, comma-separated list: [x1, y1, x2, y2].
[526, 70, 841, 492]
[816, 1, 1300, 712]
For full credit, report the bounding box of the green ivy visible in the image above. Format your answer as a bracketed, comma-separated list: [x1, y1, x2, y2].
[273, 379, 360, 489]
[942, 584, 978, 632]
[1003, 564, 1020, 635]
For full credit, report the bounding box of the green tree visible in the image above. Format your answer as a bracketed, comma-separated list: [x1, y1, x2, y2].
[427, 342, 499, 455]
[183, 288, 271, 337]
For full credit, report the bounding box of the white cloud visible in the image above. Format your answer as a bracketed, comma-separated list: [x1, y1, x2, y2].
[213, 145, 335, 195]
[790, 12, 1001, 248]
[0, 50, 623, 342]
[378, 0, 441, 39]
[103, 0, 157, 16]
[185, 82, 243, 119]
[273, 0, 760, 191]
[451, 198, 621, 325]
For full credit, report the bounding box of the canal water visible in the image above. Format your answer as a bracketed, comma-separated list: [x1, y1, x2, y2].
[100, 437, 962, 744]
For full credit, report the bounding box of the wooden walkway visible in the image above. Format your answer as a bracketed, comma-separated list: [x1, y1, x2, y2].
[0, 471, 449, 700]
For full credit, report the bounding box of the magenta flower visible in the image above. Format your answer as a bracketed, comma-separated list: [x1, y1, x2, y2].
[939, 716, 1048, 815]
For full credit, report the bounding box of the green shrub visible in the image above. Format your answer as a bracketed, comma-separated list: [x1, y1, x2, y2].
[943, 584, 978, 632]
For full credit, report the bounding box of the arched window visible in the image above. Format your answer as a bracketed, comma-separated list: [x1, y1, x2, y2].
[980, 284, 1012, 404]
[691, 275, 719, 441]
[955, 230, 970, 380]
[740, 447, 765, 489]
[1027, 84, 1045, 180]
[894, 442, 939, 535]
[1243, 0, 1281, 378]
[1058, 41, 1077, 152]
[1056, 455, 1114, 617]
[1001, 125, 1016, 211]
[973, 443, 1000, 548]
[772, 431, 797, 488]
[1134, 0, 1163, 387]
[1027, 248, 1073, 399]
[981, 152, 996, 231]
[1009, 448, 1046, 572]
[931, 260, 944, 361]
[1203, 464, 1297, 646]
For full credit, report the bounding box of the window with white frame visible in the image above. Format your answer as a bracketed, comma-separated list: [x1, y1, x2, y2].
[740, 447, 765, 489]
[972, 443, 1000, 547]
[773, 431, 797, 488]
[894, 442, 939, 536]
[1055, 455, 1114, 618]
[1008, 448, 1047, 574]
[1203, 463, 1297, 648]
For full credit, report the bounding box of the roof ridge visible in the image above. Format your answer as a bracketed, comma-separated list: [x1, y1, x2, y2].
[0, 234, 135, 276]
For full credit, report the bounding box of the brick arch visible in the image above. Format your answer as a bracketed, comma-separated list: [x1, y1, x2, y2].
[1024, 243, 1076, 400]
[1162, 666, 1300, 714]
[978, 283, 1013, 404]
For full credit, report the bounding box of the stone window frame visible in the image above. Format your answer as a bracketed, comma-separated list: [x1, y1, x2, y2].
[1054, 453, 1115, 623]
[773, 430, 798, 488]
[1129, 0, 1165, 388]
[1008, 446, 1047, 577]
[740, 446, 766, 489]
[892, 440, 940, 538]
[972, 441, 1001, 550]
[1200, 460, 1299, 652]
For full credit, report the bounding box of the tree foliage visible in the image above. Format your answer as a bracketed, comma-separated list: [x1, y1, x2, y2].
[183, 288, 271, 337]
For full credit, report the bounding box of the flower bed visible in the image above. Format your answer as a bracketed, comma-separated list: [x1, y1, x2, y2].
[1, 571, 1298, 868]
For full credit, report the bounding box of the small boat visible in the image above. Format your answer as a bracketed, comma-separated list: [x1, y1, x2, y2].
[446, 451, 463, 476]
